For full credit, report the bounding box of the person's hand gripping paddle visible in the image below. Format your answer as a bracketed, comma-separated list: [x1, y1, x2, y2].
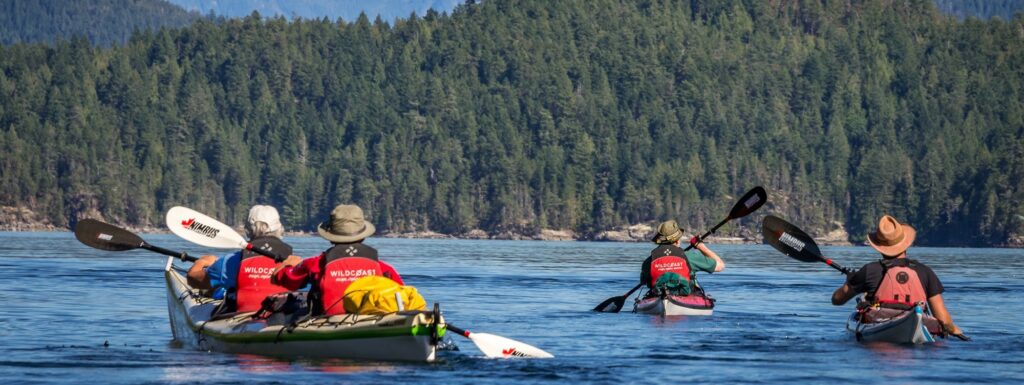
[761, 215, 970, 342]
[593, 186, 767, 313]
[167, 207, 555, 357]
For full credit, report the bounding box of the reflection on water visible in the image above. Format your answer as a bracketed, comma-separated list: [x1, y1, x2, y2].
[0, 232, 1022, 384]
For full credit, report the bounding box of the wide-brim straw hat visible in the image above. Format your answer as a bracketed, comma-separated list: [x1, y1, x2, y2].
[317, 204, 376, 243]
[867, 215, 916, 257]
[652, 220, 684, 244]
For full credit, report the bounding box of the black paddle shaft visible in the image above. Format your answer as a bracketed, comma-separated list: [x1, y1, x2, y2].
[142, 243, 198, 262]
[593, 186, 768, 313]
[246, 244, 285, 262]
[75, 219, 197, 262]
[685, 186, 767, 248]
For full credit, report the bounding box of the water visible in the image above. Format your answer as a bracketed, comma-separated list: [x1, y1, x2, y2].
[1, 232, 1022, 384]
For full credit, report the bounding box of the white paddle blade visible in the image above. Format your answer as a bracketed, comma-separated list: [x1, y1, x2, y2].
[166, 206, 247, 249]
[468, 332, 554, 359]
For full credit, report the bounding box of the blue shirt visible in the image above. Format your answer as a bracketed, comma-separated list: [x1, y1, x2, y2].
[205, 251, 241, 299]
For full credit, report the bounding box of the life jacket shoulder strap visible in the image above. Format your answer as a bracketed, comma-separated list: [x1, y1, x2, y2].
[242, 236, 293, 259]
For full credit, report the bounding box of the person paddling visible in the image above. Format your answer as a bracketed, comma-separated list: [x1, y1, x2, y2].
[273, 204, 403, 316]
[187, 205, 297, 313]
[640, 220, 725, 297]
[831, 215, 966, 337]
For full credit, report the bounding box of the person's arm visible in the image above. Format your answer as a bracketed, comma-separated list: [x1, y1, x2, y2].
[379, 260, 404, 285]
[639, 256, 652, 285]
[272, 255, 311, 291]
[832, 283, 858, 305]
[695, 243, 724, 272]
[928, 294, 964, 336]
[186, 255, 218, 290]
[832, 264, 870, 305]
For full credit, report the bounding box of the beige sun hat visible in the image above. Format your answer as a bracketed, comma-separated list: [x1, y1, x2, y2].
[867, 215, 916, 257]
[317, 204, 376, 243]
[652, 220, 684, 244]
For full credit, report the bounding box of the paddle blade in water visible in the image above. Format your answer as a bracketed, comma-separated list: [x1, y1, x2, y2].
[447, 325, 553, 358]
[761, 215, 823, 263]
[593, 283, 642, 313]
[469, 332, 554, 359]
[166, 206, 247, 249]
[593, 296, 627, 313]
[729, 186, 768, 219]
[74, 219, 143, 251]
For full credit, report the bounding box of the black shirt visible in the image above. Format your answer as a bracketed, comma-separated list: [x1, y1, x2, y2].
[846, 258, 944, 300]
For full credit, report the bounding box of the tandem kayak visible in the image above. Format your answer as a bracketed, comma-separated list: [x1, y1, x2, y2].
[634, 293, 715, 316]
[846, 305, 941, 344]
[163, 257, 446, 362]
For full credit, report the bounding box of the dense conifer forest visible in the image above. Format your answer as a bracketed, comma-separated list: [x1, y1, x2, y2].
[165, 0, 463, 22]
[0, 0, 1022, 246]
[0, 0, 200, 47]
[934, 0, 1024, 20]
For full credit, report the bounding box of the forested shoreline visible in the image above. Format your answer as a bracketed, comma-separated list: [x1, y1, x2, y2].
[1, 0, 1022, 246]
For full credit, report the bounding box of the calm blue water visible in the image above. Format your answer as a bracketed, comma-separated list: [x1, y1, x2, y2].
[0, 232, 1022, 384]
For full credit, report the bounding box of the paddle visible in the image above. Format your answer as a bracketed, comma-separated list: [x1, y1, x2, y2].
[761, 215, 971, 342]
[446, 324, 554, 358]
[165, 206, 283, 261]
[761, 215, 852, 276]
[74, 219, 197, 262]
[593, 186, 769, 312]
[169, 207, 555, 353]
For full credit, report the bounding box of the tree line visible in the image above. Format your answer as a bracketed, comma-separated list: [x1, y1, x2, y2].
[0, 0, 201, 47]
[0, 0, 1021, 246]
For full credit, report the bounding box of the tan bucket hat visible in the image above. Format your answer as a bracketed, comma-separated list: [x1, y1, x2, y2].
[867, 215, 916, 257]
[318, 205, 376, 243]
[652, 220, 684, 244]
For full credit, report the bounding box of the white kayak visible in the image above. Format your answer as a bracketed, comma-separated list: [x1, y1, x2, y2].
[634, 293, 715, 316]
[163, 257, 446, 362]
[846, 305, 940, 344]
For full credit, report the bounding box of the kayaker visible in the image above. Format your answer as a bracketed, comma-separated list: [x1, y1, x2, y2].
[187, 205, 299, 312]
[273, 204, 404, 316]
[640, 220, 725, 297]
[831, 215, 965, 337]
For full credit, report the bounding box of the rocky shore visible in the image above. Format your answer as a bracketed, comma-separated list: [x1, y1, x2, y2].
[0, 206, 60, 231]
[0, 205, 849, 246]
[9, 205, 1023, 247]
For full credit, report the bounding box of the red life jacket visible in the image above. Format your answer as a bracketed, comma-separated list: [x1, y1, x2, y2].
[648, 245, 692, 287]
[235, 256, 290, 312]
[317, 243, 383, 316]
[872, 259, 928, 309]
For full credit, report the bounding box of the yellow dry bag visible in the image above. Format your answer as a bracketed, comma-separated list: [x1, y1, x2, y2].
[342, 275, 427, 315]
